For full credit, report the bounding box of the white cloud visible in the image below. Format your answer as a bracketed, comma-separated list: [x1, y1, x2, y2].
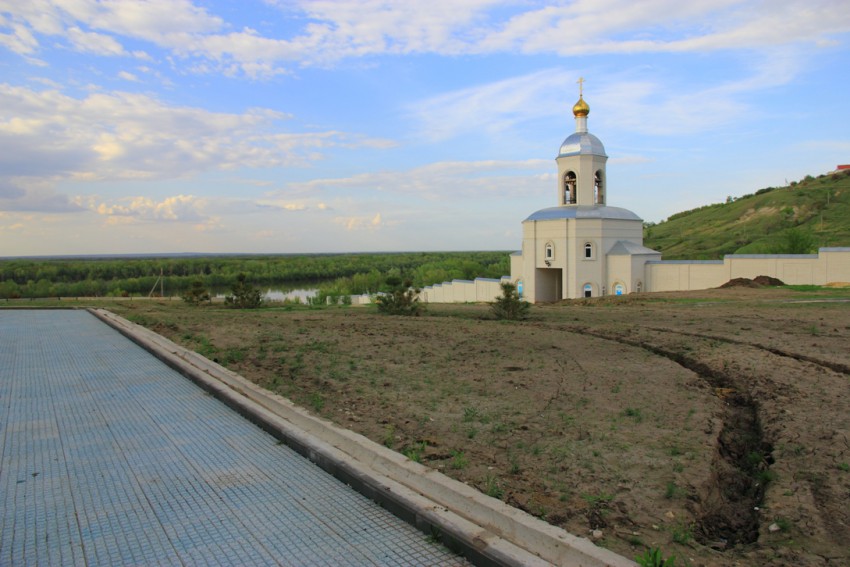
[286, 159, 552, 200]
[117, 70, 139, 82]
[333, 212, 387, 231]
[67, 26, 126, 55]
[2, 1, 848, 77]
[0, 84, 393, 211]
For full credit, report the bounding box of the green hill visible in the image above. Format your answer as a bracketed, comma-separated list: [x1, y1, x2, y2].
[643, 169, 850, 259]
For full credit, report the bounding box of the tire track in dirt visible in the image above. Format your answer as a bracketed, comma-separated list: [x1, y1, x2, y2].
[539, 322, 775, 550]
[642, 326, 850, 376]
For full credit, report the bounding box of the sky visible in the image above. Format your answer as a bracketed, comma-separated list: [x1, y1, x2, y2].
[1, 1, 850, 257]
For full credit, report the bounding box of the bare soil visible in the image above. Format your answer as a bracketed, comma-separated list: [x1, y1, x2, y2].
[107, 287, 850, 566]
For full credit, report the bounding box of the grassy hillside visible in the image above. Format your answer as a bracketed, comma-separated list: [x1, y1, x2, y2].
[643, 170, 850, 259]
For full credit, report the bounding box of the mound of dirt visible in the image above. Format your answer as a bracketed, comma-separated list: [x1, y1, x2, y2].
[720, 277, 762, 288]
[752, 275, 785, 286]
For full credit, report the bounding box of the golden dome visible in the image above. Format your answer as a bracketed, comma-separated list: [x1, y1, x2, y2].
[572, 96, 589, 117]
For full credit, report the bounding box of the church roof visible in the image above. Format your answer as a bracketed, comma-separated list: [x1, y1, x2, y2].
[608, 241, 661, 256]
[558, 131, 606, 157]
[524, 205, 642, 222]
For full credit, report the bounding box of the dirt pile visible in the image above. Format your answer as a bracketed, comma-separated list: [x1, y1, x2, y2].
[720, 275, 785, 288]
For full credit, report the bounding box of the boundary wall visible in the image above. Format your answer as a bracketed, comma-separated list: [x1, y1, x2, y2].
[420, 277, 510, 304]
[646, 247, 850, 292]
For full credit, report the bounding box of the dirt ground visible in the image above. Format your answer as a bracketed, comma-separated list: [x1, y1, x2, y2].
[106, 287, 850, 566]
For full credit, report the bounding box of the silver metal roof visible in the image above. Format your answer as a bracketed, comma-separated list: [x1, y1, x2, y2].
[524, 205, 642, 222]
[607, 241, 661, 256]
[558, 132, 607, 157]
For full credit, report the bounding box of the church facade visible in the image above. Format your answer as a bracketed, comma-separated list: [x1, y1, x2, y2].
[508, 91, 660, 301]
[418, 89, 850, 305]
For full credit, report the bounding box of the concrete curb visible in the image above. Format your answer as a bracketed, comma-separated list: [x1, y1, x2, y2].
[90, 308, 635, 567]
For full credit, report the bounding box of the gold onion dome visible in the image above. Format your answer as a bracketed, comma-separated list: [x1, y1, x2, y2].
[572, 96, 590, 117]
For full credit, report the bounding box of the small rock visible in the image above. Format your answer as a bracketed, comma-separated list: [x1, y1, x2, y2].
[591, 529, 603, 541]
[768, 523, 781, 533]
[665, 510, 676, 519]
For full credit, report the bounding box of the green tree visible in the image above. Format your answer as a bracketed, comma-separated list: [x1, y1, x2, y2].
[375, 276, 424, 316]
[182, 279, 211, 305]
[774, 227, 817, 254]
[490, 282, 530, 321]
[224, 273, 263, 309]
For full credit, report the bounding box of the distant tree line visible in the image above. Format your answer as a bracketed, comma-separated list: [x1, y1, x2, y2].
[0, 252, 510, 299]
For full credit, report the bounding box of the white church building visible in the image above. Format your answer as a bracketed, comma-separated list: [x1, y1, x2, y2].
[419, 88, 850, 305]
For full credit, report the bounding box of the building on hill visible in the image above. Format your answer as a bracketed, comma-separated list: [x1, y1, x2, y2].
[420, 86, 850, 304]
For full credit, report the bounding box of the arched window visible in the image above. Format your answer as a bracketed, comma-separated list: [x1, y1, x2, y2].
[636, 280, 643, 293]
[584, 242, 594, 259]
[564, 171, 577, 204]
[594, 170, 604, 204]
[613, 283, 625, 296]
[545, 242, 554, 261]
[583, 283, 593, 298]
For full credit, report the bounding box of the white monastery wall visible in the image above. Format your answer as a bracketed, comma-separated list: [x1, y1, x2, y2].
[645, 248, 850, 292]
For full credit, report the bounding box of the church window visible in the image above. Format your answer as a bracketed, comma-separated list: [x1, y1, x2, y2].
[614, 283, 625, 296]
[583, 283, 593, 298]
[594, 170, 604, 204]
[584, 242, 594, 259]
[636, 280, 643, 293]
[545, 242, 554, 261]
[564, 171, 577, 204]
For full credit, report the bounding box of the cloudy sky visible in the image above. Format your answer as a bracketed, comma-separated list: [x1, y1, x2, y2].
[1, 1, 849, 256]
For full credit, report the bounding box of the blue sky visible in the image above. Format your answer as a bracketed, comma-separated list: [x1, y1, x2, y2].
[1, 1, 849, 256]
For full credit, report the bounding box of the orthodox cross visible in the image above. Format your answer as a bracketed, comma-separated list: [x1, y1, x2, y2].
[577, 76, 585, 97]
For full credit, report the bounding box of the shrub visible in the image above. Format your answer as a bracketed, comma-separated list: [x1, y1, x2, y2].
[181, 279, 210, 305]
[224, 273, 263, 309]
[375, 276, 424, 316]
[490, 282, 530, 320]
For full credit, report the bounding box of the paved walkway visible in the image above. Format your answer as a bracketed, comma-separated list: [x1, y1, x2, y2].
[0, 310, 465, 566]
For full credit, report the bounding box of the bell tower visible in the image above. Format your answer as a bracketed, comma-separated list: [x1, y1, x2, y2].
[555, 78, 608, 207]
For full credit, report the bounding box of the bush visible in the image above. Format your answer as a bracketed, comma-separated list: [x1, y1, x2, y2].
[181, 280, 210, 305]
[490, 282, 530, 320]
[224, 273, 263, 309]
[375, 276, 424, 316]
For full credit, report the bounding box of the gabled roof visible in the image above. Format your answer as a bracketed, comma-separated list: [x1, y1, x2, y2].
[607, 240, 661, 256]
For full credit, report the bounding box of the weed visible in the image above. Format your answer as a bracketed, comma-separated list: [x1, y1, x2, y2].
[672, 462, 684, 473]
[462, 406, 480, 422]
[664, 481, 683, 499]
[483, 475, 504, 499]
[466, 427, 478, 439]
[383, 425, 395, 448]
[668, 445, 682, 457]
[838, 462, 849, 472]
[509, 455, 521, 475]
[671, 522, 692, 544]
[635, 547, 676, 567]
[624, 407, 643, 422]
[774, 517, 791, 532]
[757, 469, 778, 485]
[403, 442, 426, 463]
[309, 392, 325, 412]
[581, 492, 613, 506]
[450, 450, 468, 470]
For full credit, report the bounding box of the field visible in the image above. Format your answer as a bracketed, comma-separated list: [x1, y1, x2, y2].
[92, 287, 850, 566]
